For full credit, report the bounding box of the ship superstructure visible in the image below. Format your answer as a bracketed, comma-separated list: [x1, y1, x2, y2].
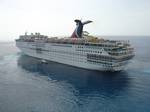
[16, 20, 135, 71]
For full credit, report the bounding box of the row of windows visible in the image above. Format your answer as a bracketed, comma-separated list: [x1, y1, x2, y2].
[76, 49, 102, 54]
[28, 47, 85, 56]
[87, 54, 114, 59]
[87, 59, 125, 67]
[20, 42, 118, 56]
[87, 60, 114, 67]
[87, 54, 132, 62]
[52, 44, 72, 47]
[77, 46, 100, 49]
[21, 46, 131, 67]
[22, 46, 132, 64]
[22, 47, 128, 68]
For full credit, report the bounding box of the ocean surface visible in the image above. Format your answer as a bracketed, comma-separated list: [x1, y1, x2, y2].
[0, 36, 150, 112]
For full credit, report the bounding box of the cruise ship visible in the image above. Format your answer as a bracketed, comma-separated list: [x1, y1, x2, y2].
[16, 19, 135, 71]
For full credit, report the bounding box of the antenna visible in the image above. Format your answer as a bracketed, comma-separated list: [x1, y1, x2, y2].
[25, 30, 28, 35]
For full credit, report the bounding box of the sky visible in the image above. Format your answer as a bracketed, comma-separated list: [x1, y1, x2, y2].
[0, 0, 150, 41]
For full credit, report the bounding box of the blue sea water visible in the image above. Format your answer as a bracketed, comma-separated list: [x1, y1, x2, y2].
[0, 36, 150, 112]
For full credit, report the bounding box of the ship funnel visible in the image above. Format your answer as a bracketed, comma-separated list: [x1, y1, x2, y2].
[71, 19, 92, 38]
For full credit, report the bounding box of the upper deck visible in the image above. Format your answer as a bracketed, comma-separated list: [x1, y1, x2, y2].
[16, 33, 135, 58]
[16, 33, 131, 48]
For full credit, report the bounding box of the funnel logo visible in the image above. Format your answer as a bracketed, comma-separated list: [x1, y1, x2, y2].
[71, 19, 92, 38]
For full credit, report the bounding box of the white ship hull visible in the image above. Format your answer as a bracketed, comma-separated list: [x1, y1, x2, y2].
[16, 41, 128, 71]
